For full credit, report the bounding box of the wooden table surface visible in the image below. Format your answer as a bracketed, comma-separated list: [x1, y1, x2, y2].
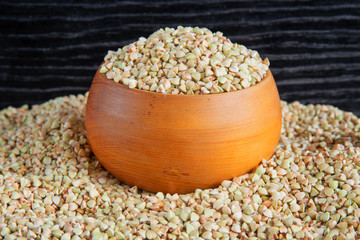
[1, 0, 359, 116]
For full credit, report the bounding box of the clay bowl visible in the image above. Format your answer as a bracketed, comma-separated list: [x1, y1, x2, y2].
[85, 66, 282, 194]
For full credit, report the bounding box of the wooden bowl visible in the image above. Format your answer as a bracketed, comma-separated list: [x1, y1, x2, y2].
[85, 66, 282, 194]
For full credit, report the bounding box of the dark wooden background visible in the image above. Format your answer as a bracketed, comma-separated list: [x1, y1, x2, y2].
[1, 0, 359, 116]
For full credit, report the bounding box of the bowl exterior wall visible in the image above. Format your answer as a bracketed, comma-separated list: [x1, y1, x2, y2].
[85, 68, 282, 194]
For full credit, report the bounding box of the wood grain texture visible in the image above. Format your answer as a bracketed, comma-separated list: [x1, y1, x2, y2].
[0, 0, 360, 116]
[85, 68, 282, 193]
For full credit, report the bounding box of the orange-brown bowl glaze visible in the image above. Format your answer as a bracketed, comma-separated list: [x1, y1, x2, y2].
[85, 66, 282, 194]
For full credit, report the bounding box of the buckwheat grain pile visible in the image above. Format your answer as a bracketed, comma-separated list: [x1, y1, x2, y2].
[100, 26, 269, 94]
[0, 94, 359, 240]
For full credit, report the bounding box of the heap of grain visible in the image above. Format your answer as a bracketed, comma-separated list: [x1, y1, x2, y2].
[0, 93, 359, 239]
[100, 26, 269, 95]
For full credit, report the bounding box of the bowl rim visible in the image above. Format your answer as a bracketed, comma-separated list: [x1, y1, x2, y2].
[95, 67, 274, 98]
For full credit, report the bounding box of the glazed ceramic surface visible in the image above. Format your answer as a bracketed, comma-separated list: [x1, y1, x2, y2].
[85, 67, 282, 194]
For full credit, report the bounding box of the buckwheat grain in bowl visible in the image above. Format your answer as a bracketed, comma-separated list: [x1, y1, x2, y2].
[99, 26, 270, 94]
[86, 27, 281, 194]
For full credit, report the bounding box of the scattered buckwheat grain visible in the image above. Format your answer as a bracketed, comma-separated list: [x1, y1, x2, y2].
[100, 26, 270, 95]
[0, 94, 359, 239]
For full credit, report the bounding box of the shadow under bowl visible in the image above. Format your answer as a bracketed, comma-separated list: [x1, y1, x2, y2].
[85, 67, 282, 194]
